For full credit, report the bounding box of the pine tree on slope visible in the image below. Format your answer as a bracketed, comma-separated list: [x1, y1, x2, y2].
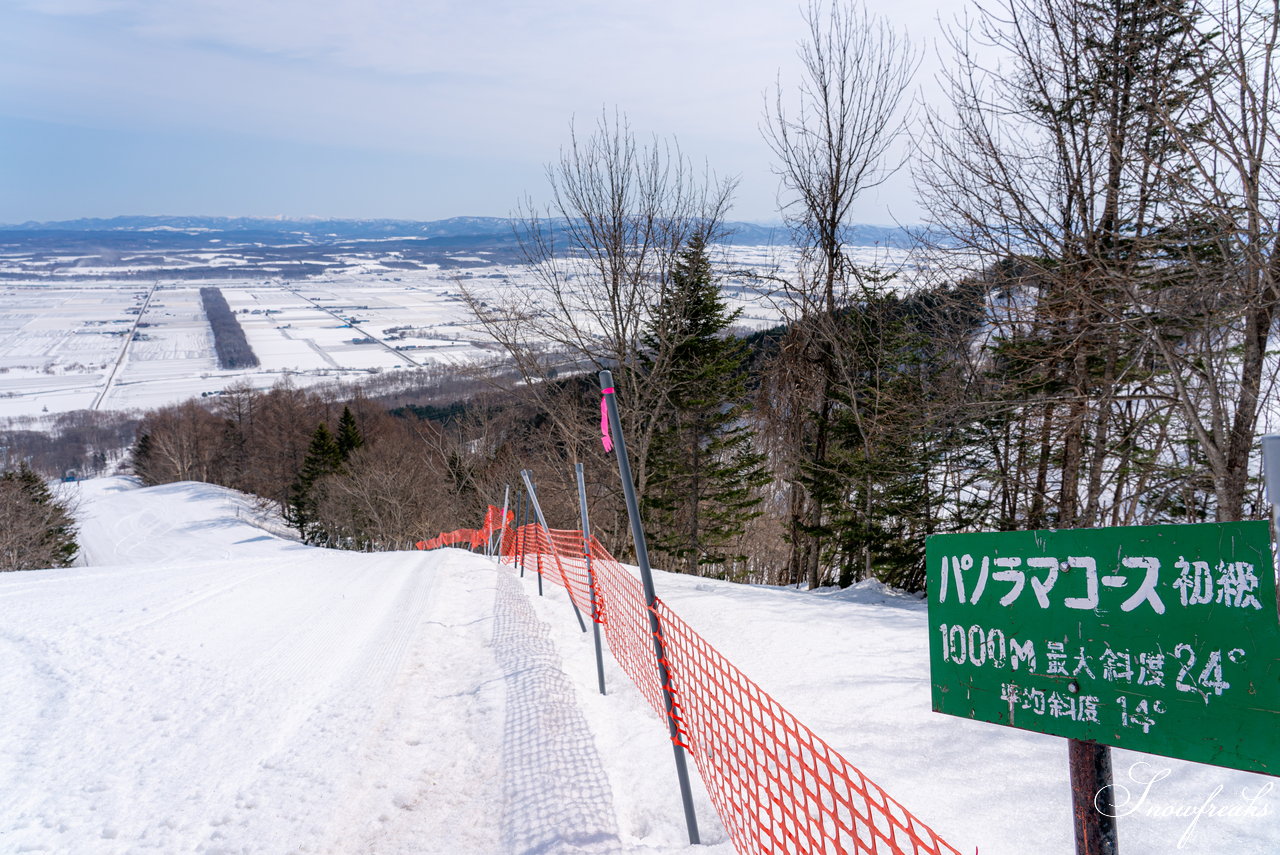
[0, 464, 79, 571]
[335, 406, 364, 460]
[286, 423, 344, 544]
[641, 231, 769, 579]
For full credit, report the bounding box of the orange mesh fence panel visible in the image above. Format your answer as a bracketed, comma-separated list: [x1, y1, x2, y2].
[417, 528, 474, 550]
[500, 525, 668, 712]
[429, 517, 963, 855]
[653, 599, 962, 855]
[474, 505, 514, 549]
[416, 506, 513, 552]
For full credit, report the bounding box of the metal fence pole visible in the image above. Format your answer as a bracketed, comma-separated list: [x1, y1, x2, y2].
[494, 484, 511, 560]
[1262, 434, 1280, 539]
[516, 489, 526, 577]
[520, 469, 587, 633]
[576, 462, 607, 696]
[520, 477, 542, 593]
[599, 370, 700, 845]
[530, 483, 543, 594]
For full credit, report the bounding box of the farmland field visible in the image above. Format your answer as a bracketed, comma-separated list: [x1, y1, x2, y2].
[0, 272, 504, 419]
[0, 220, 917, 421]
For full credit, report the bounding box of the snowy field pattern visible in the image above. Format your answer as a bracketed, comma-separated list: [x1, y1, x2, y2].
[0, 243, 919, 422]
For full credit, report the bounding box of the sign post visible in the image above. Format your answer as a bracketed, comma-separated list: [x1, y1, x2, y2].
[928, 521, 1280, 852]
[1068, 738, 1116, 855]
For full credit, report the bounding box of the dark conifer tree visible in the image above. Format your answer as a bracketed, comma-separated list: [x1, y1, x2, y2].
[286, 423, 343, 543]
[0, 463, 78, 570]
[641, 231, 769, 578]
[130, 433, 156, 485]
[807, 286, 938, 591]
[335, 406, 364, 460]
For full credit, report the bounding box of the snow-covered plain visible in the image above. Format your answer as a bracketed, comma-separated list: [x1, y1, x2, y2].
[2, 478, 1275, 854]
[0, 242, 921, 422]
[0, 274, 499, 420]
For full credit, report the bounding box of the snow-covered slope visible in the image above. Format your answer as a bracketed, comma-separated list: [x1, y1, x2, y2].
[1, 478, 1274, 854]
[2, 481, 511, 853]
[0, 479, 714, 854]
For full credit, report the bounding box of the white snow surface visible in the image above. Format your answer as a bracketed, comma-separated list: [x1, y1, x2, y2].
[2, 478, 1276, 854]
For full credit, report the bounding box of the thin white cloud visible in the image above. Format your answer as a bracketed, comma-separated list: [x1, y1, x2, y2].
[4, 1, 804, 157]
[3, 0, 961, 221]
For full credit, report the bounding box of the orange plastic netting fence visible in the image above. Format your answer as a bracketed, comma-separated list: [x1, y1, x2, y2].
[414, 505, 512, 551]
[423, 508, 963, 855]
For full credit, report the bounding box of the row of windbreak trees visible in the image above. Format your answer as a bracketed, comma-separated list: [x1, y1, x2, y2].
[461, 0, 1280, 591]
[199, 287, 259, 370]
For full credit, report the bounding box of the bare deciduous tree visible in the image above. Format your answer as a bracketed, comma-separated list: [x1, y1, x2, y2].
[463, 110, 735, 500]
[1113, 0, 1280, 521]
[761, 0, 919, 587]
[916, 0, 1227, 529]
[311, 422, 457, 550]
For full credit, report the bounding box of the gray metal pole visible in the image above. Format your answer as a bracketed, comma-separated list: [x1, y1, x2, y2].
[494, 484, 511, 560]
[576, 462, 607, 696]
[516, 489, 526, 577]
[599, 370, 700, 845]
[520, 469, 587, 633]
[528, 480, 542, 594]
[1262, 435, 1280, 538]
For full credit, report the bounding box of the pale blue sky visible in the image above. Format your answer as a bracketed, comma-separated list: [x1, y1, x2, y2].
[0, 0, 959, 225]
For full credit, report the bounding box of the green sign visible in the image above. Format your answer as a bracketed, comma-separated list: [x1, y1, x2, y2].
[927, 521, 1280, 775]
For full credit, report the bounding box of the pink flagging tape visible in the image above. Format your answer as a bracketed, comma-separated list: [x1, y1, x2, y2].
[600, 387, 615, 452]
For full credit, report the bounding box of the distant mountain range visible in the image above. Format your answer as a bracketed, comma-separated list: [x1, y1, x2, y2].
[0, 215, 925, 248]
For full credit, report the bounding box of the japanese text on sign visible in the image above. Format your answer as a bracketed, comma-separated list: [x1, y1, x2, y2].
[927, 521, 1280, 776]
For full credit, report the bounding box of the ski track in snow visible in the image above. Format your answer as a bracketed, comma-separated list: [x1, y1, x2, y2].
[491, 570, 619, 853]
[0, 478, 625, 854]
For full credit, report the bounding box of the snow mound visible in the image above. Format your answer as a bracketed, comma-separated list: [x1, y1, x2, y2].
[71, 477, 303, 568]
[813, 577, 928, 606]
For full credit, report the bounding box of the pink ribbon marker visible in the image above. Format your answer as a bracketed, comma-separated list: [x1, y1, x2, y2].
[600, 387, 615, 452]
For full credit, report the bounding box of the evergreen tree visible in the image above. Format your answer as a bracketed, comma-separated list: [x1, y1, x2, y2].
[641, 231, 769, 578]
[335, 406, 364, 460]
[286, 423, 343, 543]
[130, 432, 156, 485]
[808, 285, 937, 590]
[0, 463, 78, 570]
